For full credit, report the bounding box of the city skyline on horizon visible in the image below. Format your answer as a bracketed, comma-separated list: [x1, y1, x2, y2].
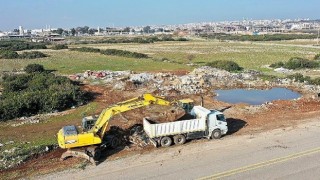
[0, 0, 319, 31]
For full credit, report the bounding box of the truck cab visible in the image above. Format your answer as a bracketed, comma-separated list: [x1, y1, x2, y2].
[190, 106, 228, 139]
[207, 110, 228, 139]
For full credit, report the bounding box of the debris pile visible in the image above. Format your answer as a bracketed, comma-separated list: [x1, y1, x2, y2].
[0, 144, 56, 170]
[128, 125, 150, 148]
[11, 112, 62, 127]
[71, 66, 320, 96]
[69, 70, 131, 82]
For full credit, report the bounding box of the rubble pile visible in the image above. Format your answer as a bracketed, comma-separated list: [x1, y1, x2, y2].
[70, 70, 131, 82]
[0, 144, 55, 170]
[128, 125, 150, 148]
[71, 66, 320, 96]
[11, 112, 62, 127]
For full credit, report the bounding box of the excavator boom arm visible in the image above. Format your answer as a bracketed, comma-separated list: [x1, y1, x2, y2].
[91, 93, 171, 138]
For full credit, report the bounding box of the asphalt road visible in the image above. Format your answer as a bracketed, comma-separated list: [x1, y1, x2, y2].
[43, 119, 320, 180]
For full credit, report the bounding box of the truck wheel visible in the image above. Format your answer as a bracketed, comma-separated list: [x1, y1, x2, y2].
[93, 148, 101, 160]
[211, 129, 222, 139]
[160, 136, 172, 147]
[110, 136, 120, 149]
[173, 135, 186, 145]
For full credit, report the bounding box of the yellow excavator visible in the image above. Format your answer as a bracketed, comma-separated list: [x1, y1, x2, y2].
[57, 93, 194, 164]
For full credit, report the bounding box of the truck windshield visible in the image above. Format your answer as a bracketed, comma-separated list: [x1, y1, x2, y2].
[216, 114, 226, 121]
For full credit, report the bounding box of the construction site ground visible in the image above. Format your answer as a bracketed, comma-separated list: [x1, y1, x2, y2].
[1, 83, 320, 179]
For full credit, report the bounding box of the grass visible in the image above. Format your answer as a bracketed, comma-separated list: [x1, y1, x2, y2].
[0, 102, 99, 170]
[1, 40, 319, 75]
[0, 49, 190, 74]
[72, 40, 320, 72]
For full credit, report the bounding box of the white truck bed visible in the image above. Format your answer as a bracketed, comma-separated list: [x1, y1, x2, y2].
[143, 118, 206, 138]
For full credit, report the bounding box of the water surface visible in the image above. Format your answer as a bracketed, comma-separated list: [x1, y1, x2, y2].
[215, 88, 301, 105]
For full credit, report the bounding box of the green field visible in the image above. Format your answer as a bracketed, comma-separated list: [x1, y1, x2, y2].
[1, 39, 319, 74]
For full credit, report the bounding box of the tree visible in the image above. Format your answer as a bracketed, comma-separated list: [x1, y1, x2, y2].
[157, 28, 164, 32]
[0, 50, 19, 59]
[143, 26, 151, 34]
[83, 26, 90, 34]
[123, 27, 130, 32]
[76, 26, 89, 34]
[56, 28, 63, 35]
[88, 28, 97, 35]
[206, 60, 243, 72]
[25, 64, 45, 73]
[70, 28, 76, 36]
[63, 30, 69, 36]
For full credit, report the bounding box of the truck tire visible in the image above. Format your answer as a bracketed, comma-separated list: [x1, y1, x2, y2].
[93, 148, 101, 160]
[110, 136, 120, 149]
[211, 129, 222, 139]
[160, 136, 172, 147]
[173, 135, 186, 145]
[87, 146, 101, 160]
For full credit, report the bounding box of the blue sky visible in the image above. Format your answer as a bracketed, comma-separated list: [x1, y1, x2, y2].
[0, 0, 319, 30]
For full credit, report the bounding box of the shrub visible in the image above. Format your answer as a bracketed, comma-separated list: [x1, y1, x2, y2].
[206, 60, 243, 72]
[0, 40, 47, 51]
[284, 57, 319, 69]
[310, 77, 320, 85]
[0, 50, 47, 59]
[270, 61, 285, 68]
[100, 49, 148, 58]
[19, 51, 47, 59]
[52, 44, 68, 50]
[161, 35, 175, 41]
[70, 47, 100, 53]
[258, 74, 278, 81]
[286, 73, 320, 85]
[314, 54, 320, 60]
[177, 37, 188, 41]
[271, 57, 319, 70]
[0, 69, 85, 121]
[24, 64, 45, 73]
[286, 73, 311, 83]
[0, 50, 19, 59]
[70, 47, 148, 58]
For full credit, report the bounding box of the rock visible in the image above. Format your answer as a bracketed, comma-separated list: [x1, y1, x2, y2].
[113, 82, 126, 90]
[0, 143, 3, 147]
[274, 67, 292, 73]
[129, 73, 154, 84]
[5, 141, 14, 145]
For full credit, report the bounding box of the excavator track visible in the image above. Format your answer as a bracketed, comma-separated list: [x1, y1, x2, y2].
[60, 146, 100, 165]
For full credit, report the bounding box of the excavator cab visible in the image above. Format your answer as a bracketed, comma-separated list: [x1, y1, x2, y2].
[82, 115, 99, 131]
[178, 99, 194, 114]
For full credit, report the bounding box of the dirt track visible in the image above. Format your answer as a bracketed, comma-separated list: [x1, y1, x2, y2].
[1, 84, 320, 179]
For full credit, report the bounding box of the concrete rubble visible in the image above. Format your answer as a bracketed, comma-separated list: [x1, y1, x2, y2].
[274, 67, 292, 73]
[11, 112, 64, 127]
[71, 66, 320, 96]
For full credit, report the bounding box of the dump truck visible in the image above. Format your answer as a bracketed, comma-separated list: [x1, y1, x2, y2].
[143, 106, 228, 147]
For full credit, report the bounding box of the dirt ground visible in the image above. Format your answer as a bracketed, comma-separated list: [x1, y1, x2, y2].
[1, 83, 320, 179]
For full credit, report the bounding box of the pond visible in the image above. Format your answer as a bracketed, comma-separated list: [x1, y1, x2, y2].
[214, 87, 301, 105]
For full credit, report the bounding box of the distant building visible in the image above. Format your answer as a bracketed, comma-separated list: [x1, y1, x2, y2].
[19, 26, 24, 35]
